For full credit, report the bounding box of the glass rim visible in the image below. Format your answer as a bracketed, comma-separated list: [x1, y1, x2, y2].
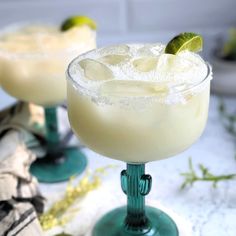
[0, 21, 96, 59]
[67, 47, 212, 99]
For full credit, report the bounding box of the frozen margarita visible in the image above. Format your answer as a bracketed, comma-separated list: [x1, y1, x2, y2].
[0, 23, 96, 106]
[67, 43, 212, 163]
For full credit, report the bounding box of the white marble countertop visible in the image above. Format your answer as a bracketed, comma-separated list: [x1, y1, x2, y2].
[40, 95, 236, 236]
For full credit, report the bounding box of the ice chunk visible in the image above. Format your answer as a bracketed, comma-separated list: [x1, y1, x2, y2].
[100, 80, 168, 97]
[99, 54, 130, 65]
[99, 44, 130, 55]
[177, 50, 207, 71]
[79, 58, 114, 81]
[133, 57, 158, 72]
[151, 44, 165, 55]
[137, 44, 155, 56]
[137, 43, 164, 56]
[156, 52, 208, 84]
[156, 54, 192, 73]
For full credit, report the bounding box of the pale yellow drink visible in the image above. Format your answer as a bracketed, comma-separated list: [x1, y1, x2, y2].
[67, 44, 212, 163]
[0, 24, 96, 106]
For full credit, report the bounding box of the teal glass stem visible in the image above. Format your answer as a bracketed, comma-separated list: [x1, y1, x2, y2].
[44, 106, 60, 153]
[121, 164, 152, 233]
[30, 106, 87, 183]
[93, 163, 178, 235]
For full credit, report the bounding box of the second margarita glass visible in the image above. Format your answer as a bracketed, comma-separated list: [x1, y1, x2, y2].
[0, 22, 96, 182]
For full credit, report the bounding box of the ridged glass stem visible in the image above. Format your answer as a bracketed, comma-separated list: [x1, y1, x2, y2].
[44, 107, 60, 153]
[121, 163, 152, 233]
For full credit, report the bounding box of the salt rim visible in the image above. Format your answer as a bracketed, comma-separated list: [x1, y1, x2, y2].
[0, 22, 96, 59]
[67, 44, 213, 105]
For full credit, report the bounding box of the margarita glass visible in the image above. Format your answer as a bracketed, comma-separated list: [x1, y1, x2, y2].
[67, 43, 212, 235]
[0, 23, 96, 182]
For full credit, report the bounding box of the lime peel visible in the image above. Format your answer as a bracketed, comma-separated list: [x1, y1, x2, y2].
[165, 32, 203, 55]
[61, 15, 97, 31]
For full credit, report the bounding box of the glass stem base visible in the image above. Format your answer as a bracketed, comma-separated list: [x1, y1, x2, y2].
[92, 163, 179, 236]
[30, 146, 87, 183]
[92, 206, 178, 236]
[30, 106, 87, 183]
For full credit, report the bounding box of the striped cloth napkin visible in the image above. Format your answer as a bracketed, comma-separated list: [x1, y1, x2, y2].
[0, 102, 45, 236]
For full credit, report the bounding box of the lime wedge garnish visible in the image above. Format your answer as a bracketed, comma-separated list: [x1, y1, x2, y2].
[61, 16, 97, 31]
[165, 32, 203, 55]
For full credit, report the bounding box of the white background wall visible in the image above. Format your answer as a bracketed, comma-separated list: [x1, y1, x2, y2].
[0, 0, 236, 56]
[0, 0, 236, 106]
[0, 0, 235, 107]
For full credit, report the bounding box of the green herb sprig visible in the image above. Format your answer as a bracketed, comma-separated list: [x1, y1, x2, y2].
[180, 158, 236, 189]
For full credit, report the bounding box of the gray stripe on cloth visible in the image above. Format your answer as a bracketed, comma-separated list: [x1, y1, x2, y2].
[2, 207, 35, 236]
[0, 202, 13, 222]
[11, 216, 37, 236]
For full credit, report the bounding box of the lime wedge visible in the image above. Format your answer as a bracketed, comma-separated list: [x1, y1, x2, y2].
[61, 16, 97, 31]
[165, 32, 203, 55]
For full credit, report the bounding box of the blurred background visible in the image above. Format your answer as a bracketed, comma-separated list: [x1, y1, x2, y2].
[0, 0, 236, 52]
[1, 0, 236, 106]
